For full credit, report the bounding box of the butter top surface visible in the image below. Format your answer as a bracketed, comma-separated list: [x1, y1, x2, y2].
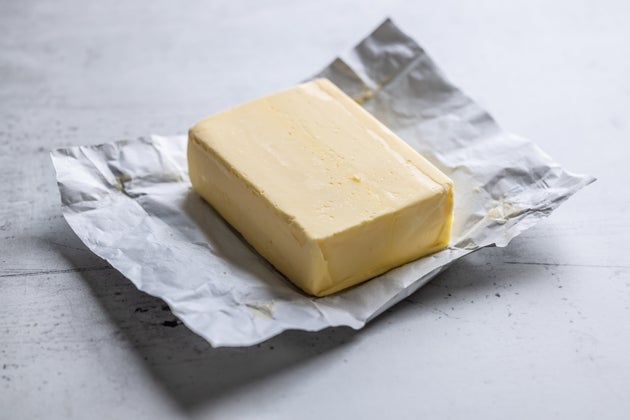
[190, 78, 452, 240]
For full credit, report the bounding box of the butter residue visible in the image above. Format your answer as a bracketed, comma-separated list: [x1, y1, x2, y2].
[354, 88, 375, 105]
[114, 174, 132, 191]
[487, 198, 523, 224]
[245, 301, 275, 319]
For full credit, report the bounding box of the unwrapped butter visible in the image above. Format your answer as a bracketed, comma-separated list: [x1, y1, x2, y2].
[188, 78, 453, 296]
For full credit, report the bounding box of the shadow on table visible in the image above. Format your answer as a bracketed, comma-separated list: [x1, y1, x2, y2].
[50, 226, 359, 413]
[48, 221, 547, 414]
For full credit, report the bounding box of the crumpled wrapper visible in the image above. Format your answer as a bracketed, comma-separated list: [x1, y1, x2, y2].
[51, 19, 594, 346]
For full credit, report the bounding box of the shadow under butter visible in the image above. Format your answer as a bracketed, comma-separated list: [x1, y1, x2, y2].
[49, 217, 357, 413]
[179, 189, 305, 295]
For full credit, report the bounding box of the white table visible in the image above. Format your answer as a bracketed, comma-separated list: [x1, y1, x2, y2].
[2, 1, 629, 419]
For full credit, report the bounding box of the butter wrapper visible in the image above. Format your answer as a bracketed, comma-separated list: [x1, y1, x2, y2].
[51, 19, 594, 346]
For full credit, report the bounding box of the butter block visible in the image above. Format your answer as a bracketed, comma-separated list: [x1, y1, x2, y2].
[188, 78, 453, 296]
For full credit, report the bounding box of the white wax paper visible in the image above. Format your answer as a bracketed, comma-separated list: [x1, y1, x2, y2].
[51, 19, 594, 347]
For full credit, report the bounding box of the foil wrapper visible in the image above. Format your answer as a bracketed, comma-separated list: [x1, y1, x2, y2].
[51, 19, 594, 346]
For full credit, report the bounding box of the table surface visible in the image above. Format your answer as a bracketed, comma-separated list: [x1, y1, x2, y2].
[2, 1, 629, 419]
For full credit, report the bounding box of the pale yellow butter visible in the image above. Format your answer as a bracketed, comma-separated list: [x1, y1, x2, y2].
[188, 79, 453, 296]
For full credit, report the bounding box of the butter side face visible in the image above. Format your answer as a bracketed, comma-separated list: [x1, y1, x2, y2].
[188, 78, 453, 296]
